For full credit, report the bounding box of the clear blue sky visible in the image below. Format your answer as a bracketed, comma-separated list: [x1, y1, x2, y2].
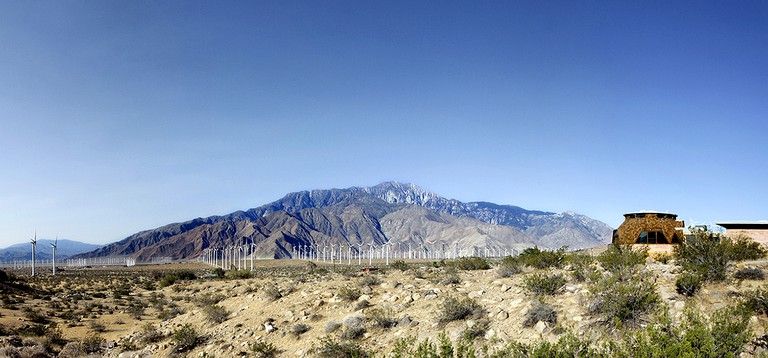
[1, 1, 766, 248]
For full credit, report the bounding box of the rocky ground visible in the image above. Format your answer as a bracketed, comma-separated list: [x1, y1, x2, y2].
[1, 253, 767, 357]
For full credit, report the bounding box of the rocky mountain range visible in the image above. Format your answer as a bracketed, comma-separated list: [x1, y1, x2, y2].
[0, 239, 101, 262]
[74, 182, 612, 261]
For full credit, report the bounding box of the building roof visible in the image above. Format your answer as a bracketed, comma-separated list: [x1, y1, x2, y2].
[623, 210, 677, 217]
[716, 221, 768, 229]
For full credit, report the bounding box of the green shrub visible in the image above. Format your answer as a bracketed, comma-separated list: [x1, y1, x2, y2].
[176, 270, 197, 280]
[588, 275, 660, 329]
[523, 301, 557, 328]
[597, 244, 647, 275]
[312, 336, 369, 357]
[518, 247, 566, 269]
[358, 275, 381, 287]
[338, 287, 362, 302]
[674, 232, 729, 282]
[0, 270, 8, 282]
[212, 267, 225, 278]
[82, 333, 105, 354]
[734, 267, 764, 280]
[501, 332, 604, 358]
[675, 272, 703, 297]
[263, 284, 282, 300]
[203, 304, 229, 324]
[729, 235, 768, 261]
[195, 293, 225, 307]
[290, 323, 311, 337]
[451, 257, 491, 270]
[172, 324, 200, 352]
[251, 340, 283, 358]
[625, 305, 752, 358]
[497, 256, 522, 278]
[742, 287, 768, 316]
[226, 269, 253, 279]
[523, 273, 565, 296]
[365, 308, 397, 329]
[340, 325, 366, 340]
[391, 260, 409, 271]
[438, 296, 485, 323]
[139, 323, 164, 344]
[566, 252, 595, 282]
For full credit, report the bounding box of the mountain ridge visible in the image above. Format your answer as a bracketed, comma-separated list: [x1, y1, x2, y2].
[73, 182, 612, 261]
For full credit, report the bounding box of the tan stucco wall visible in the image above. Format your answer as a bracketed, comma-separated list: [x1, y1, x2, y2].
[725, 229, 768, 247]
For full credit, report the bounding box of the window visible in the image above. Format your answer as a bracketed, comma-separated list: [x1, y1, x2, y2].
[636, 231, 669, 244]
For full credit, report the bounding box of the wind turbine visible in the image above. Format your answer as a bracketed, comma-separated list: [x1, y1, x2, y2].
[51, 236, 58, 275]
[31, 231, 37, 277]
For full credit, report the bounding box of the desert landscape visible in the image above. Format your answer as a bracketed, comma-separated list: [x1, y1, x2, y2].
[1, 237, 767, 357]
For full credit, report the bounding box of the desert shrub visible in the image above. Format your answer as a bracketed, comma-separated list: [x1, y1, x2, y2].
[291, 323, 311, 337]
[263, 284, 282, 300]
[391, 260, 409, 271]
[439, 296, 485, 323]
[212, 267, 225, 278]
[389, 333, 477, 358]
[172, 324, 200, 352]
[226, 269, 253, 280]
[440, 273, 462, 285]
[566, 252, 595, 282]
[457, 256, 491, 270]
[597, 244, 647, 275]
[82, 334, 104, 354]
[354, 299, 370, 310]
[523, 273, 565, 296]
[674, 232, 729, 282]
[463, 318, 490, 340]
[23, 307, 50, 324]
[588, 275, 660, 329]
[128, 303, 145, 320]
[655, 252, 673, 264]
[158, 304, 185, 320]
[58, 342, 86, 358]
[625, 305, 752, 358]
[366, 308, 397, 329]
[176, 270, 197, 280]
[730, 235, 768, 261]
[251, 340, 283, 358]
[742, 287, 768, 316]
[203, 304, 229, 324]
[0, 270, 9, 282]
[523, 301, 558, 328]
[497, 256, 523, 278]
[338, 287, 362, 302]
[734, 267, 764, 280]
[325, 321, 342, 334]
[139, 323, 164, 344]
[502, 332, 603, 358]
[358, 275, 381, 287]
[195, 293, 225, 307]
[675, 272, 703, 297]
[340, 325, 366, 340]
[89, 320, 106, 333]
[312, 336, 370, 357]
[518, 247, 566, 269]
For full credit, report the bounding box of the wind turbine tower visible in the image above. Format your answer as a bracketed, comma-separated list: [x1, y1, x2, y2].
[31, 232, 37, 277]
[51, 236, 58, 275]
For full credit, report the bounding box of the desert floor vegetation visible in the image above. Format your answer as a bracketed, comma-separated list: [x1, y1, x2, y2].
[1, 237, 767, 357]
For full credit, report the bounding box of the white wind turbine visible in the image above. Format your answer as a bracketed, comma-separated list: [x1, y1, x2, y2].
[31, 231, 37, 277]
[51, 236, 58, 275]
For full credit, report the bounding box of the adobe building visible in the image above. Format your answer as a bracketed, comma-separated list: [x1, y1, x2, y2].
[716, 221, 768, 247]
[613, 211, 685, 246]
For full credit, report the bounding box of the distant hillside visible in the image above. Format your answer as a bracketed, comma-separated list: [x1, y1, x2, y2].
[74, 182, 613, 261]
[0, 239, 102, 262]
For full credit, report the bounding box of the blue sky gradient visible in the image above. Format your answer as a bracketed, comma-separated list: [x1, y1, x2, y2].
[1, 1, 766, 247]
